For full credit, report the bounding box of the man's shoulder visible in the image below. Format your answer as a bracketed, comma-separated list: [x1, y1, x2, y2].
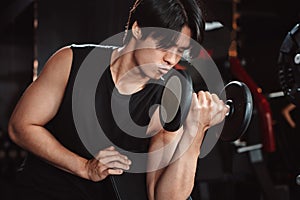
[70, 44, 118, 51]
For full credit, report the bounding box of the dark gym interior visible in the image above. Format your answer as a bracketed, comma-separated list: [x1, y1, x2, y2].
[1, 0, 300, 199]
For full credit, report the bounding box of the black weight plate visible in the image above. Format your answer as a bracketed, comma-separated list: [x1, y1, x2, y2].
[278, 23, 300, 107]
[220, 81, 253, 141]
[159, 69, 193, 132]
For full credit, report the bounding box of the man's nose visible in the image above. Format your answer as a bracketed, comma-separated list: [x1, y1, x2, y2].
[163, 50, 180, 66]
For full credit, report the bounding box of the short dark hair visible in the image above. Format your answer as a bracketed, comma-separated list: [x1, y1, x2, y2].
[123, 0, 205, 57]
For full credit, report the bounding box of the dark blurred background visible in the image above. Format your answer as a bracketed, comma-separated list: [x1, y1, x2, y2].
[0, 0, 300, 199]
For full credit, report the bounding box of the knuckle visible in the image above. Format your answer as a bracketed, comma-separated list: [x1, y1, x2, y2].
[198, 91, 205, 97]
[98, 158, 106, 164]
[97, 150, 104, 157]
[218, 103, 224, 110]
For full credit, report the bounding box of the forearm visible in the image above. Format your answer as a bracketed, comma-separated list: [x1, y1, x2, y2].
[152, 125, 206, 200]
[8, 123, 88, 179]
[150, 89, 228, 199]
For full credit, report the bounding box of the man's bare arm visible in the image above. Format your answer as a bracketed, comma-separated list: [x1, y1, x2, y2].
[8, 47, 131, 181]
[147, 92, 228, 200]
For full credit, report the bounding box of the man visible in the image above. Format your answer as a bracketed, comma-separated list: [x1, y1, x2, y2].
[8, 0, 228, 199]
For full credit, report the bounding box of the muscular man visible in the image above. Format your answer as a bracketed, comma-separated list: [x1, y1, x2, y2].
[8, 0, 228, 199]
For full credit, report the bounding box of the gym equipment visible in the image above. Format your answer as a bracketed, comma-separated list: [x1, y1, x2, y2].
[159, 68, 253, 142]
[278, 23, 300, 189]
[159, 69, 193, 132]
[297, 174, 300, 186]
[220, 81, 253, 141]
[277, 23, 300, 106]
[229, 57, 275, 152]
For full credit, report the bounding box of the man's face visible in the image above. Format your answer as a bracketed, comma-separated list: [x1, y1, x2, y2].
[133, 26, 192, 79]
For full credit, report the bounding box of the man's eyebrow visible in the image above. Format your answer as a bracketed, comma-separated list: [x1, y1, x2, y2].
[182, 45, 191, 49]
[167, 40, 190, 49]
[178, 45, 191, 50]
[156, 39, 191, 50]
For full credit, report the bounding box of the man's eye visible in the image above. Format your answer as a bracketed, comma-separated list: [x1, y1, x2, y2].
[178, 49, 184, 54]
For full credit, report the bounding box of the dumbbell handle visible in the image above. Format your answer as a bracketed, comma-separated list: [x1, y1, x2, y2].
[225, 100, 233, 116]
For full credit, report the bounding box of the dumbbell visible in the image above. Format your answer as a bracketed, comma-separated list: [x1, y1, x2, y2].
[159, 69, 253, 142]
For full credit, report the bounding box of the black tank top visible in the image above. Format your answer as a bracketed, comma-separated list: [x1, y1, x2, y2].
[16, 44, 163, 200]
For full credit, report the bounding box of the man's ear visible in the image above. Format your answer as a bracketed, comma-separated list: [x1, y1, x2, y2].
[132, 21, 142, 40]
